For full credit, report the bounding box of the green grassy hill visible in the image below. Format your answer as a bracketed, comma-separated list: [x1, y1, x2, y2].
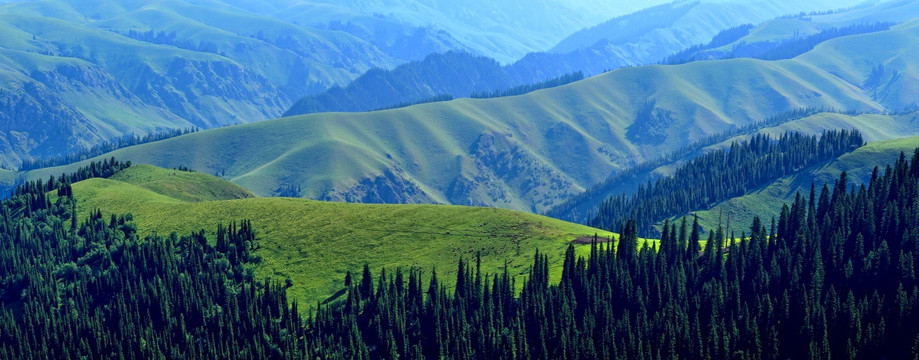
[548, 110, 919, 224]
[15, 14, 919, 217]
[23, 27, 892, 212]
[23, 19, 919, 212]
[108, 164, 256, 202]
[0, 0, 474, 168]
[66, 164, 617, 305]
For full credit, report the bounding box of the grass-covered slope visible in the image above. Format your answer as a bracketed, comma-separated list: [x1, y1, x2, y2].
[39, 54, 884, 212]
[67, 164, 616, 305]
[693, 135, 919, 231]
[21, 16, 919, 214]
[108, 164, 256, 202]
[0, 0, 472, 168]
[548, 110, 919, 224]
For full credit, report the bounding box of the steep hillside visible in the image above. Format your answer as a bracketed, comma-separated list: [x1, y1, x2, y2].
[548, 110, 919, 224]
[0, 0, 469, 168]
[0, 48, 191, 166]
[65, 164, 616, 305]
[547, 110, 919, 237]
[692, 135, 919, 232]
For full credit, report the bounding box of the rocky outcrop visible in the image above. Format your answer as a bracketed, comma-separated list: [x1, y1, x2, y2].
[325, 166, 433, 204]
[446, 132, 580, 212]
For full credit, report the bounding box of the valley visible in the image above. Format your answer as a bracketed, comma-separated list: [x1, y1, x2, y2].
[3, 0, 919, 358]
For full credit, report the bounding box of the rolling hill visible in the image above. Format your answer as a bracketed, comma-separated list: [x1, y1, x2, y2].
[545, 110, 919, 237]
[0, 0, 471, 168]
[21, 16, 919, 214]
[284, 0, 882, 117]
[65, 164, 617, 305]
[547, 110, 919, 224]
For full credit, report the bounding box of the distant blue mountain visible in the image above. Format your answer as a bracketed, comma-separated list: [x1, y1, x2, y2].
[285, 0, 874, 116]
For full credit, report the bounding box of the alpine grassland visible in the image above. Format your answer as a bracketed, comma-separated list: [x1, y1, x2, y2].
[65, 164, 619, 304]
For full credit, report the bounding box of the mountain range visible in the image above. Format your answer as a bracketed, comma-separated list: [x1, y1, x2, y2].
[3, 0, 919, 228]
[7, 1, 919, 357]
[284, 0, 879, 116]
[11, 13, 919, 216]
[0, 0, 874, 170]
[0, 0, 492, 168]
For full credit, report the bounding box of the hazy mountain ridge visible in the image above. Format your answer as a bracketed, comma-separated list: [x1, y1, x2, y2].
[514, 0, 867, 78]
[285, 0, 880, 117]
[0, 0, 473, 168]
[285, 52, 513, 115]
[298, 0, 671, 63]
[664, 0, 919, 64]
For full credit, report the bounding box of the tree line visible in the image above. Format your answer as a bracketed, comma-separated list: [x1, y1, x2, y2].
[18, 128, 197, 171]
[589, 129, 864, 236]
[284, 50, 587, 117]
[547, 107, 842, 223]
[753, 22, 893, 60]
[0, 159, 305, 359]
[123, 30, 222, 55]
[661, 24, 753, 64]
[470, 72, 584, 99]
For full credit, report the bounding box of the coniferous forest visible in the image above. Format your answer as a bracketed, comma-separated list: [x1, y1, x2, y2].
[6, 1, 919, 359]
[0, 160, 305, 359]
[308, 149, 919, 359]
[590, 130, 864, 237]
[3, 147, 919, 358]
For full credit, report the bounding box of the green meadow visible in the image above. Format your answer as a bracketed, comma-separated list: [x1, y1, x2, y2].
[67, 165, 618, 305]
